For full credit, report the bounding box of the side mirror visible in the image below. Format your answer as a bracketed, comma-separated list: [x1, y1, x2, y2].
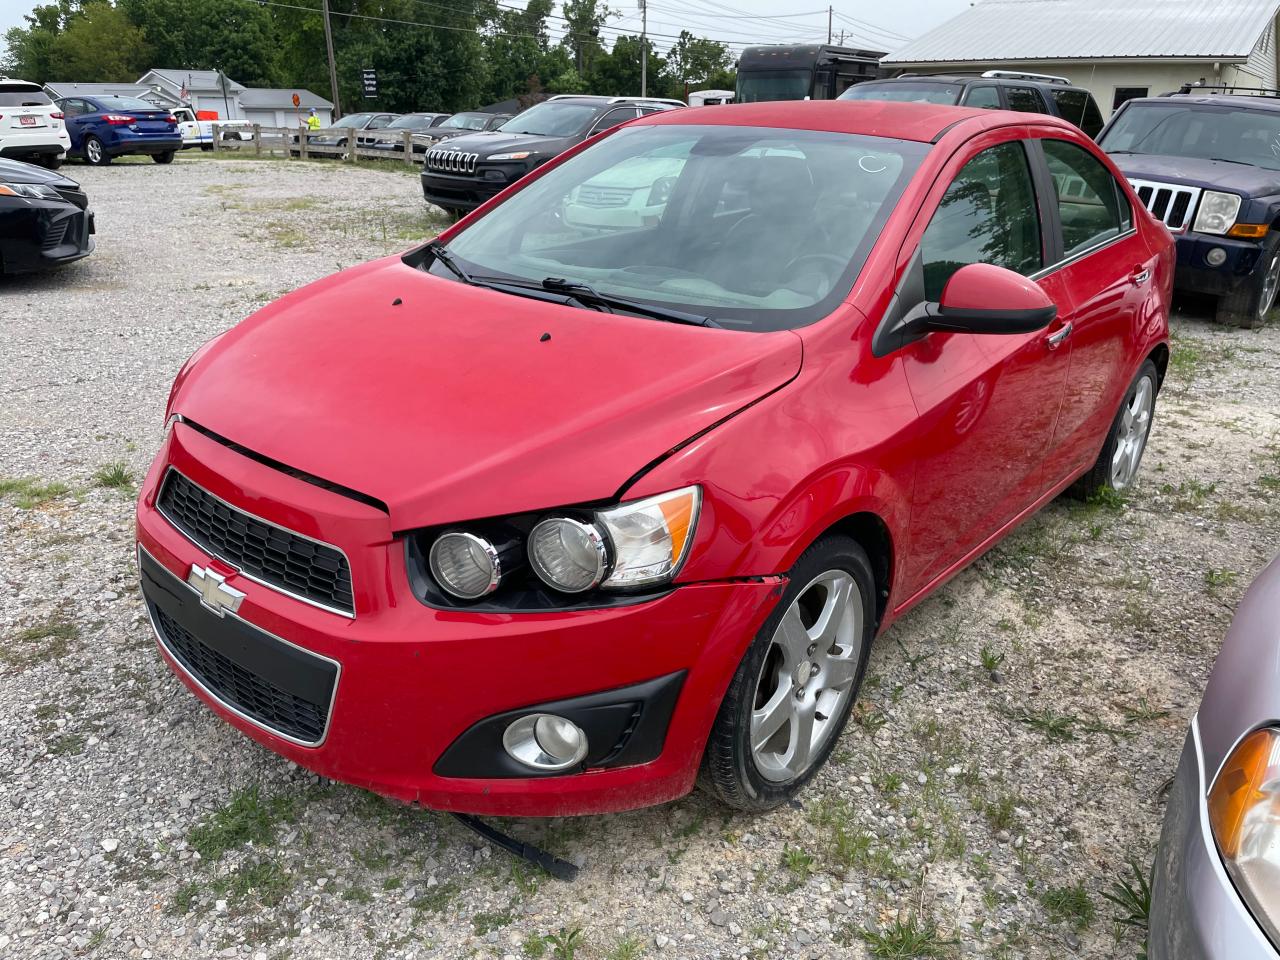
[927, 262, 1057, 334]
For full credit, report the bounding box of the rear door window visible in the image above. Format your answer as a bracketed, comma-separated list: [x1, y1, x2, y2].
[591, 107, 640, 134]
[1049, 89, 1104, 138]
[962, 85, 1002, 109]
[1005, 86, 1049, 114]
[1042, 138, 1130, 258]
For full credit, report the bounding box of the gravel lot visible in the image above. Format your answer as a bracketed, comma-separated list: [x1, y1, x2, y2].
[1, 155, 1278, 960]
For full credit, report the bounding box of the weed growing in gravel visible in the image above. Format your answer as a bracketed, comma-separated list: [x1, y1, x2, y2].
[1102, 857, 1152, 931]
[0, 476, 71, 509]
[48, 733, 86, 756]
[1121, 698, 1170, 724]
[979, 794, 1018, 833]
[1158, 478, 1216, 511]
[853, 699, 890, 736]
[781, 845, 815, 880]
[410, 880, 459, 914]
[523, 933, 550, 958]
[187, 785, 299, 861]
[169, 882, 201, 915]
[213, 859, 292, 907]
[92, 462, 135, 491]
[861, 914, 955, 959]
[1204, 568, 1239, 593]
[472, 909, 514, 935]
[2, 619, 77, 668]
[606, 934, 645, 960]
[1042, 882, 1095, 931]
[547, 926, 585, 960]
[979, 645, 1005, 672]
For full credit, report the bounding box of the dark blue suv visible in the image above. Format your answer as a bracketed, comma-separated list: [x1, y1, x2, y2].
[1100, 86, 1280, 326]
[56, 94, 182, 166]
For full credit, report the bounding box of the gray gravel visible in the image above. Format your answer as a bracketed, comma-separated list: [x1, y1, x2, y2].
[1, 155, 1278, 960]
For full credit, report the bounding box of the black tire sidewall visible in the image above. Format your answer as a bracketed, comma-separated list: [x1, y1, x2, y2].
[706, 535, 876, 811]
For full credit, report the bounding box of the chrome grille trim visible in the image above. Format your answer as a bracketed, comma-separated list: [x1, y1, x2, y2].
[1127, 178, 1202, 233]
[425, 148, 479, 175]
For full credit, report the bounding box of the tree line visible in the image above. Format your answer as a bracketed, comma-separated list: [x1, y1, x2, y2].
[0, 0, 739, 113]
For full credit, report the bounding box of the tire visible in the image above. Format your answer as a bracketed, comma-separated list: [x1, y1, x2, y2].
[83, 136, 110, 166]
[700, 534, 876, 812]
[38, 154, 63, 170]
[200, 143, 213, 152]
[1216, 232, 1280, 328]
[1069, 358, 1159, 498]
[152, 151, 175, 165]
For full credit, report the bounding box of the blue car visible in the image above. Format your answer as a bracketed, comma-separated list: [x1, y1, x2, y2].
[55, 94, 182, 166]
[1100, 86, 1280, 327]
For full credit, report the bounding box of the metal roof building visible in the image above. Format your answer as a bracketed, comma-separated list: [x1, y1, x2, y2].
[884, 0, 1280, 115]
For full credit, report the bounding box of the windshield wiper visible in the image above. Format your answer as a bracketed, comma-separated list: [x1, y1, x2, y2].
[427, 241, 475, 285]
[541, 277, 722, 328]
[1209, 156, 1253, 166]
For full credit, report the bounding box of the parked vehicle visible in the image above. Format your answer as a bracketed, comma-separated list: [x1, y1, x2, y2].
[172, 107, 215, 151]
[307, 112, 399, 149]
[0, 156, 94, 273]
[364, 112, 450, 155]
[735, 44, 884, 102]
[138, 101, 1171, 818]
[688, 90, 735, 106]
[841, 71, 1105, 138]
[420, 96, 682, 218]
[425, 111, 513, 146]
[1100, 85, 1280, 326]
[0, 79, 70, 169]
[1148, 555, 1280, 959]
[56, 95, 181, 165]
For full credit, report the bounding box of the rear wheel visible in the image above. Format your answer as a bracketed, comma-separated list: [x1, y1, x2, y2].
[700, 534, 875, 812]
[1216, 232, 1280, 327]
[38, 154, 63, 170]
[1070, 359, 1159, 498]
[83, 136, 110, 166]
[152, 151, 175, 165]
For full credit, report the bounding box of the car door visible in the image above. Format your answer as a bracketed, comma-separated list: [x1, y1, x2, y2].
[893, 133, 1075, 591]
[1031, 135, 1155, 485]
[59, 99, 89, 149]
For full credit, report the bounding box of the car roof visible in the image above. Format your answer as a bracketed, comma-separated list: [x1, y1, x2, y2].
[867, 74, 1083, 90]
[1132, 93, 1280, 112]
[0, 80, 42, 91]
[637, 99, 1069, 144]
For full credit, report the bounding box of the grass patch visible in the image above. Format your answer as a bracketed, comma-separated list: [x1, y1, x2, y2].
[2, 619, 78, 668]
[547, 927, 585, 960]
[606, 934, 645, 960]
[92, 462, 135, 491]
[472, 908, 514, 935]
[861, 914, 954, 959]
[1042, 881, 1095, 931]
[1204, 568, 1239, 593]
[187, 785, 298, 861]
[0, 476, 71, 509]
[212, 859, 292, 907]
[409, 880, 459, 913]
[169, 881, 202, 915]
[1102, 857, 1152, 932]
[781, 845, 815, 880]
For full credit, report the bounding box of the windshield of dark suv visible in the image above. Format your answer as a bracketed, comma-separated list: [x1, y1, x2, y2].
[840, 81, 961, 105]
[1101, 101, 1280, 170]
[433, 124, 927, 331]
[498, 102, 599, 137]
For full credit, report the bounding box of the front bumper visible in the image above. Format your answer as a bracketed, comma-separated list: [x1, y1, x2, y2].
[1173, 233, 1266, 298]
[420, 170, 510, 211]
[135, 421, 783, 816]
[0, 194, 94, 274]
[1149, 720, 1278, 960]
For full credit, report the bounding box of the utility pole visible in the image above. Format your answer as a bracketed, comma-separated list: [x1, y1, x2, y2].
[640, 0, 648, 97]
[828, 5, 833, 43]
[321, 0, 341, 119]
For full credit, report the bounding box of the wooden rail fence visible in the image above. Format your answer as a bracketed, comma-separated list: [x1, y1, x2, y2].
[211, 124, 426, 165]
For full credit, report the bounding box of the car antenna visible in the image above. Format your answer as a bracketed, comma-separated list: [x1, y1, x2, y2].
[450, 813, 580, 881]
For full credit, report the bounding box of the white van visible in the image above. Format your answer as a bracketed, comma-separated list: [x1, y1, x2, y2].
[0, 80, 71, 168]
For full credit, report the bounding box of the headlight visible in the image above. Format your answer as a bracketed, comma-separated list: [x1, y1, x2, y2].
[487, 151, 534, 161]
[528, 517, 608, 593]
[0, 182, 61, 201]
[1209, 726, 1280, 946]
[647, 176, 676, 206]
[1193, 190, 1242, 235]
[596, 486, 701, 590]
[429, 531, 503, 599]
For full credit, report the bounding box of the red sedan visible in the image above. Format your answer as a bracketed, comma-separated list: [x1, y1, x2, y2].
[136, 101, 1172, 816]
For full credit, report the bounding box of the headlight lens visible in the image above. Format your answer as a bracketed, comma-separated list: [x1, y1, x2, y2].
[429, 531, 502, 599]
[488, 151, 533, 161]
[597, 486, 701, 590]
[1193, 190, 1243, 235]
[528, 517, 608, 593]
[0, 182, 61, 200]
[1209, 726, 1280, 945]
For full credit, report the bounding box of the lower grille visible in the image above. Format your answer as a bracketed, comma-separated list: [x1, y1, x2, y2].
[575, 186, 632, 208]
[154, 606, 330, 743]
[41, 220, 68, 251]
[1128, 178, 1201, 233]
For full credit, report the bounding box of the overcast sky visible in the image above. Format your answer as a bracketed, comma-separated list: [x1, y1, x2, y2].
[0, 0, 970, 65]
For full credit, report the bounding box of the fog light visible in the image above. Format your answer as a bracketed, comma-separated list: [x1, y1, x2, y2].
[502, 714, 588, 771]
[1207, 247, 1228, 266]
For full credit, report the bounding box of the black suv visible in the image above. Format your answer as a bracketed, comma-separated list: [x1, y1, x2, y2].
[420, 96, 684, 218]
[840, 71, 1104, 138]
[1100, 85, 1280, 326]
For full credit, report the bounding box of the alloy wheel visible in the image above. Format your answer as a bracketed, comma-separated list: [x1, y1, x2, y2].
[86, 139, 102, 164]
[1110, 375, 1154, 489]
[1259, 251, 1280, 321]
[750, 570, 863, 782]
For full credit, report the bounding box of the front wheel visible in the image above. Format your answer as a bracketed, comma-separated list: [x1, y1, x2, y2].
[1070, 358, 1159, 498]
[152, 151, 175, 165]
[700, 534, 875, 812]
[1216, 233, 1280, 327]
[83, 136, 110, 166]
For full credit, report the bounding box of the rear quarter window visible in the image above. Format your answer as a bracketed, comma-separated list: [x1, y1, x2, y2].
[1005, 86, 1049, 114]
[1049, 89, 1104, 138]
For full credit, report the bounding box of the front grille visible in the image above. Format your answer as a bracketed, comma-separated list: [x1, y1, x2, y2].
[154, 607, 329, 743]
[425, 147, 479, 175]
[41, 220, 68, 251]
[575, 186, 632, 208]
[157, 470, 355, 615]
[1128, 178, 1201, 233]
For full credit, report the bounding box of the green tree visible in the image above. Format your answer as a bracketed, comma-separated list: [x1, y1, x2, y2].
[117, 0, 280, 86]
[51, 2, 150, 80]
[561, 0, 613, 77]
[1, 1, 82, 81]
[590, 34, 662, 98]
[662, 30, 734, 96]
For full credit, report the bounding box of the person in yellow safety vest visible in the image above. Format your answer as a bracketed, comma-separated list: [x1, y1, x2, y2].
[306, 109, 321, 131]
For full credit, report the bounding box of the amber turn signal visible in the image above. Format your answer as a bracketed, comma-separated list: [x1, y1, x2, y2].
[1209, 728, 1280, 858]
[1227, 223, 1270, 239]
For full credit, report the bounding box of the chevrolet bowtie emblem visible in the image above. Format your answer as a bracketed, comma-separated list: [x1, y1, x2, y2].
[187, 565, 246, 617]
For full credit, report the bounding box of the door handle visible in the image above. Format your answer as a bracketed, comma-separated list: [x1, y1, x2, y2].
[1045, 322, 1073, 350]
[1131, 268, 1150, 286]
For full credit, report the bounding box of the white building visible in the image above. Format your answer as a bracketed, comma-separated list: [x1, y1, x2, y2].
[238, 88, 334, 127]
[137, 69, 247, 119]
[883, 0, 1280, 116]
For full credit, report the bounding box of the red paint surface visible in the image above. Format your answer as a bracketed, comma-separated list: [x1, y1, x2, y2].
[138, 102, 1172, 815]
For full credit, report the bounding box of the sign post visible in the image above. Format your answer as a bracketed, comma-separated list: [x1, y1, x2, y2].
[362, 69, 377, 100]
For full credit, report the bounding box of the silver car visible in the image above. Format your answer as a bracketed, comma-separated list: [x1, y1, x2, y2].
[1150, 554, 1280, 958]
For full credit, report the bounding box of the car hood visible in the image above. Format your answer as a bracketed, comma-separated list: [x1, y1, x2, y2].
[0, 157, 78, 189]
[172, 256, 802, 529]
[433, 130, 572, 158]
[1110, 153, 1280, 198]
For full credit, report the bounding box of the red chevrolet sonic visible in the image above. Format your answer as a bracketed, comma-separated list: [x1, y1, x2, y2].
[136, 101, 1172, 817]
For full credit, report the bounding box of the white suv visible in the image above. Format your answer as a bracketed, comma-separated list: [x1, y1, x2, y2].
[0, 79, 71, 169]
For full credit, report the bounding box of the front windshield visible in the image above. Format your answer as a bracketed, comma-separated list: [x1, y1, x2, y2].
[498, 102, 598, 137]
[436, 124, 927, 331]
[1101, 102, 1280, 170]
[441, 113, 489, 130]
[840, 82, 961, 105]
[736, 70, 812, 103]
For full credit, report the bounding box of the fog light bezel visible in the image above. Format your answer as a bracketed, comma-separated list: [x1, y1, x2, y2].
[1206, 247, 1228, 267]
[502, 713, 589, 772]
